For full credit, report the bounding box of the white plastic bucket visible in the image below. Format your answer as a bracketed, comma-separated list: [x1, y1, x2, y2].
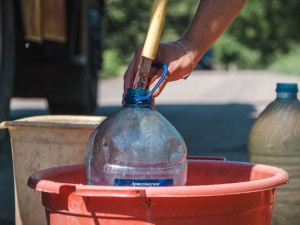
[0, 115, 106, 225]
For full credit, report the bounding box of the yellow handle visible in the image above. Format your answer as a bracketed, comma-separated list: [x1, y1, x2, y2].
[142, 0, 168, 60]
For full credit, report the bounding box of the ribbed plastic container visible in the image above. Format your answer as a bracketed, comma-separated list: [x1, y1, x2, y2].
[248, 83, 300, 224]
[28, 158, 288, 225]
[0, 115, 106, 225]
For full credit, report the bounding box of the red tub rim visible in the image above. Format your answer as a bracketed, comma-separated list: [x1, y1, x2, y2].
[28, 160, 289, 198]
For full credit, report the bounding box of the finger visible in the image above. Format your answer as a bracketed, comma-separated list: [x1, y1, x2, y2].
[147, 66, 160, 85]
[151, 98, 155, 108]
[149, 69, 169, 98]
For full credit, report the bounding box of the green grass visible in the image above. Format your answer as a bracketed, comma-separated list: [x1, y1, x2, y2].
[99, 49, 124, 79]
[267, 45, 300, 76]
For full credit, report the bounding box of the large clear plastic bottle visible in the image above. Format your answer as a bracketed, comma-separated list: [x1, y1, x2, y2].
[85, 65, 187, 186]
[247, 83, 300, 225]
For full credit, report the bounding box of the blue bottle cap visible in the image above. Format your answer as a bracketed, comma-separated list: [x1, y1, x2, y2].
[123, 88, 152, 106]
[276, 83, 298, 93]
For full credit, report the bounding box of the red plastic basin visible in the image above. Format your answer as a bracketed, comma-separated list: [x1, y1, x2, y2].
[28, 159, 288, 225]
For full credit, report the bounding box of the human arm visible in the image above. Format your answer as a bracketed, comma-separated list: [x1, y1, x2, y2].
[123, 0, 248, 99]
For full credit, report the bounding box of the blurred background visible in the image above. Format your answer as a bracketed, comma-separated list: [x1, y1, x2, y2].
[101, 0, 300, 77]
[1, 0, 300, 125]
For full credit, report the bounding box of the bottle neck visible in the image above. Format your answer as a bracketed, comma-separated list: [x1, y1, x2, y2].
[276, 92, 298, 100]
[123, 88, 152, 108]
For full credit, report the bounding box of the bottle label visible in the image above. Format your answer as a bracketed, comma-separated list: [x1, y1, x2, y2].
[114, 179, 173, 187]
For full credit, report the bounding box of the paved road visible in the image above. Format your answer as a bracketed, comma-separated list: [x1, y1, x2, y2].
[1, 70, 300, 223]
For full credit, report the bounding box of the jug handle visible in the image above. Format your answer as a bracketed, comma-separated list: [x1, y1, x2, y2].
[147, 63, 168, 98]
[124, 63, 168, 104]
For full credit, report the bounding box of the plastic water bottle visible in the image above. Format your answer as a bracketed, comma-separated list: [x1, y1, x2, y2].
[247, 83, 300, 225]
[85, 64, 187, 186]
